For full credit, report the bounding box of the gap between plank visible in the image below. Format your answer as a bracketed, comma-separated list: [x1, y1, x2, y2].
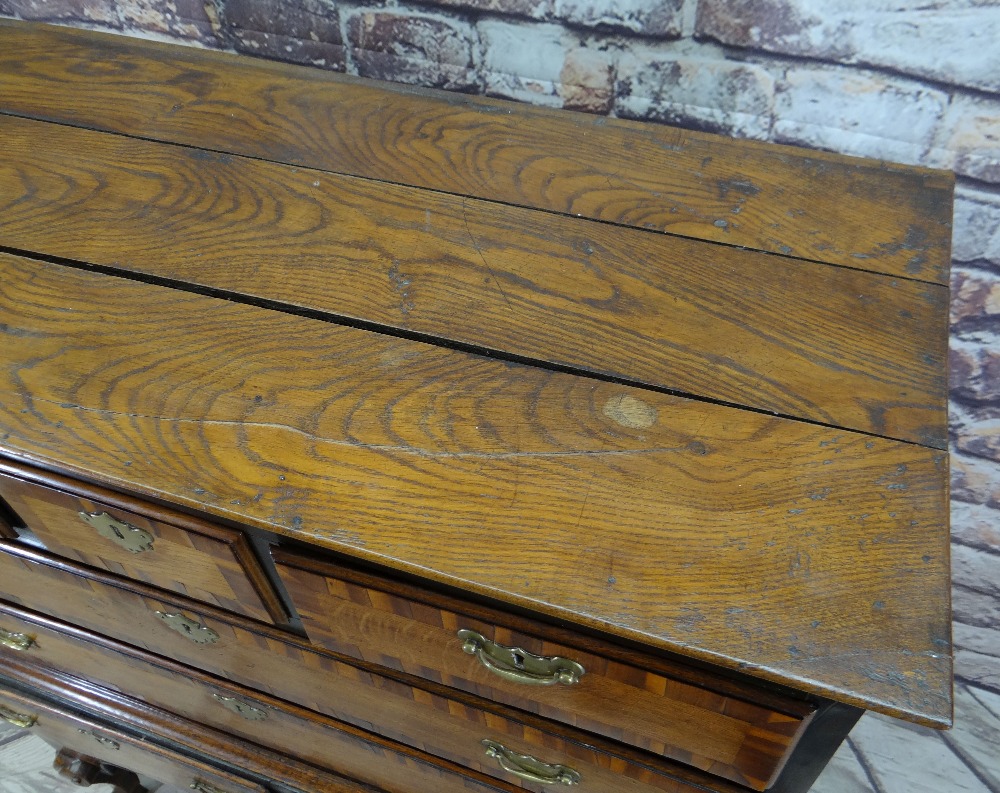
[0, 243, 940, 451]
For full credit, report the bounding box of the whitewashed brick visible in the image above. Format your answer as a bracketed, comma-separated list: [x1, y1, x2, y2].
[553, 0, 683, 36]
[953, 543, 1000, 599]
[948, 685, 1000, 790]
[773, 66, 947, 165]
[952, 500, 1000, 552]
[955, 619, 1000, 660]
[954, 414, 1000, 463]
[928, 95, 1000, 184]
[478, 21, 612, 112]
[952, 186, 1000, 265]
[0, 0, 120, 27]
[615, 44, 775, 139]
[951, 450, 1000, 506]
[849, 711, 991, 793]
[697, 0, 1000, 93]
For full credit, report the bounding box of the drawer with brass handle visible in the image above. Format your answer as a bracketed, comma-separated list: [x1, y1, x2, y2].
[0, 464, 285, 624]
[273, 548, 817, 790]
[0, 685, 268, 793]
[0, 607, 530, 793]
[0, 552, 756, 793]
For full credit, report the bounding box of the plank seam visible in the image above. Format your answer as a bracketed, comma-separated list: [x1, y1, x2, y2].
[0, 242, 945, 450]
[0, 108, 950, 288]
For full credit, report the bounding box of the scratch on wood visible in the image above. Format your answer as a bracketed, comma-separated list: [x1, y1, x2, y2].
[461, 198, 514, 313]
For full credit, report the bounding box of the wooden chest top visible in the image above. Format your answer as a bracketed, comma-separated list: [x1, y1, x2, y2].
[0, 21, 952, 728]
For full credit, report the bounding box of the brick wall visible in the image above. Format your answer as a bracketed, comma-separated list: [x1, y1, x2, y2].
[2, 0, 998, 691]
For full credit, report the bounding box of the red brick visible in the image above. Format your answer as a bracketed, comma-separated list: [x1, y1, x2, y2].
[217, 0, 345, 69]
[346, 10, 477, 91]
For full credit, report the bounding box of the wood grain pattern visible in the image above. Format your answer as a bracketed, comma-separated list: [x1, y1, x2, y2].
[272, 549, 811, 790]
[0, 600, 751, 793]
[0, 471, 281, 624]
[0, 688, 268, 793]
[0, 115, 948, 446]
[0, 254, 952, 725]
[0, 19, 954, 284]
[0, 659, 378, 793]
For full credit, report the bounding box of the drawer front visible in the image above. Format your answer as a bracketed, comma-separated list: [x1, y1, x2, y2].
[0, 468, 284, 624]
[0, 608, 514, 793]
[274, 550, 814, 791]
[0, 550, 747, 793]
[0, 687, 267, 793]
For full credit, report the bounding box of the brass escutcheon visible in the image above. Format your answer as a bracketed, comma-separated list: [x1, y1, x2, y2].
[0, 626, 36, 652]
[211, 693, 267, 721]
[458, 629, 585, 686]
[79, 511, 155, 554]
[190, 780, 233, 793]
[155, 611, 220, 645]
[77, 729, 120, 750]
[0, 704, 37, 728]
[482, 739, 580, 786]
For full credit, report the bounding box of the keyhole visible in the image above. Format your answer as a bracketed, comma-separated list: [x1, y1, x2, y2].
[512, 651, 525, 669]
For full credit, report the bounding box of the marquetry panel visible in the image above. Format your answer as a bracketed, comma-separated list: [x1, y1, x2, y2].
[0, 602, 755, 793]
[0, 468, 283, 625]
[274, 550, 813, 790]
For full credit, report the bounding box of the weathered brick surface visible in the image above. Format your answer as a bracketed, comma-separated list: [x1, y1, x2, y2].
[346, 9, 478, 91]
[214, 0, 345, 69]
[931, 95, 1000, 184]
[951, 267, 1000, 326]
[952, 453, 1000, 507]
[952, 341, 1000, 405]
[773, 66, 947, 164]
[553, 0, 684, 36]
[954, 622, 1000, 690]
[616, 44, 775, 139]
[953, 187, 1000, 266]
[954, 413, 1000, 463]
[953, 543, 1000, 601]
[954, 583, 1000, 629]
[0, 0, 120, 26]
[696, 0, 1000, 93]
[421, 0, 553, 21]
[122, 0, 214, 40]
[479, 20, 612, 111]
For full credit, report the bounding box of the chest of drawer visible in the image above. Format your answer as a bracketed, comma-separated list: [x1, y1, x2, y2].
[0, 545, 766, 793]
[0, 686, 269, 793]
[0, 465, 285, 625]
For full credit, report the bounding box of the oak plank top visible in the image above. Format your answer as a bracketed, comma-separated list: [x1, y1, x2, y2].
[0, 22, 952, 728]
[0, 20, 953, 284]
[0, 253, 951, 727]
[0, 113, 947, 447]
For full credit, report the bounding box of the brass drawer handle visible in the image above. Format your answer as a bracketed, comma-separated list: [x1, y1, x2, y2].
[155, 611, 220, 645]
[211, 693, 267, 721]
[190, 780, 233, 793]
[77, 728, 120, 750]
[0, 626, 36, 652]
[482, 739, 580, 786]
[458, 629, 585, 686]
[79, 511, 155, 554]
[0, 704, 37, 728]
